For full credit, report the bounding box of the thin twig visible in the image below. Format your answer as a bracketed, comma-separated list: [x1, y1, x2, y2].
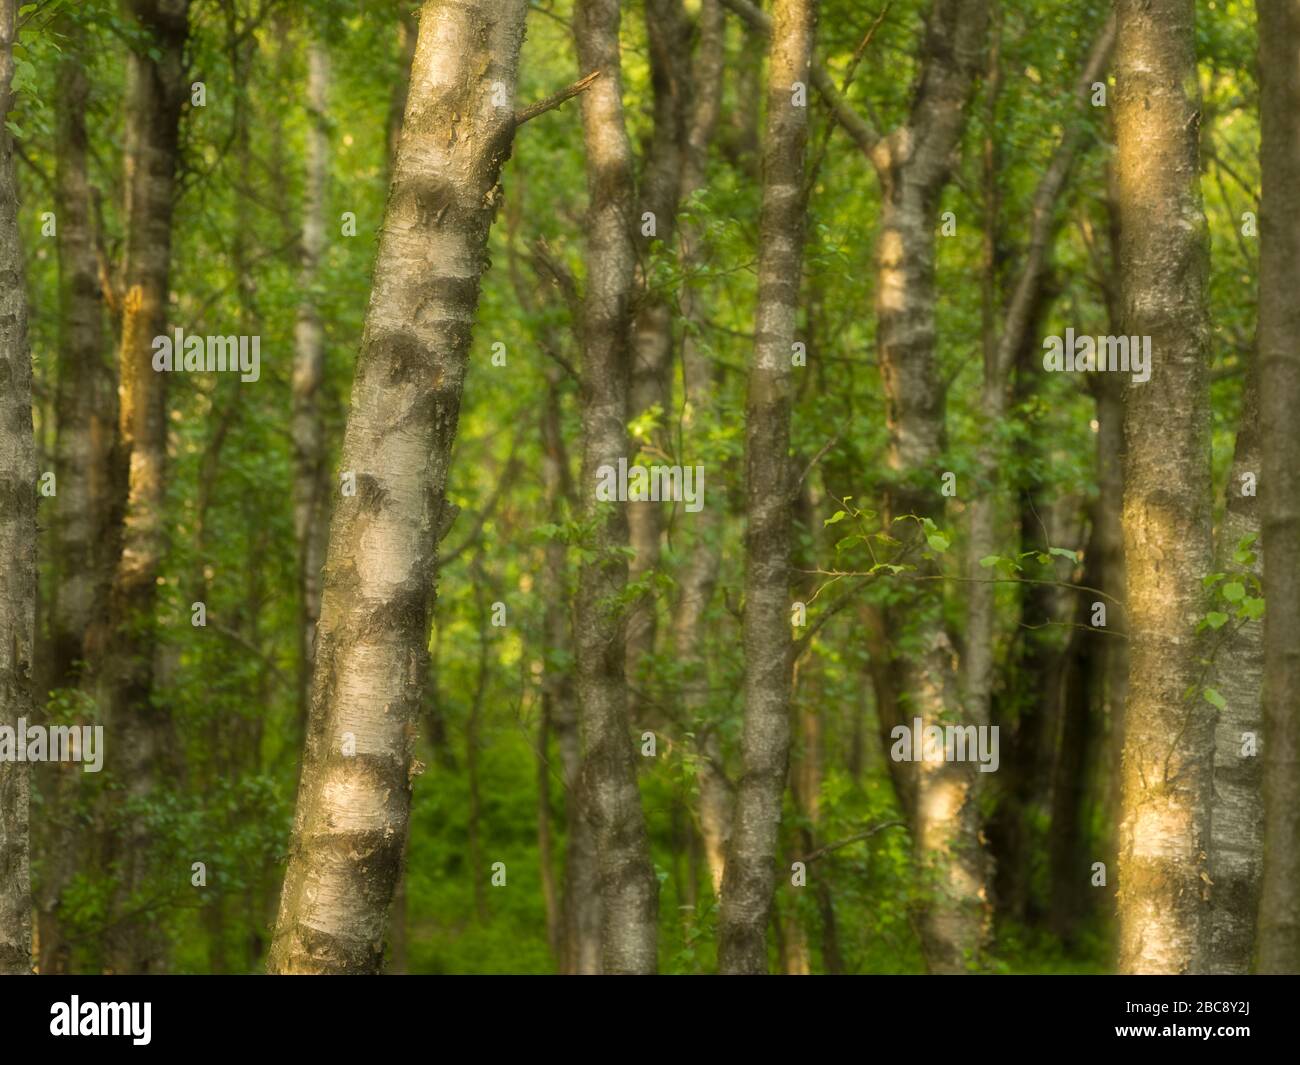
[794, 821, 907, 864]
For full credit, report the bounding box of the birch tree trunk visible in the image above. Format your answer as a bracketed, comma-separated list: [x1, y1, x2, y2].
[572, 0, 659, 975]
[624, 0, 689, 720]
[268, 0, 528, 974]
[102, 0, 190, 974]
[669, 0, 730, 897]
[1256, 0, 1300, 976]
[871, 0, 990, 974]
[0, 0, 34, 976]
[716, 0, 816, 975]
[49, 16, 118, 696]
[1113, 0, 1216, 974]
[293, 39, 332, 720]
[1205, 367, 1264, 974]
[537, 371, 600, 973]
[38, 13, 119, 974]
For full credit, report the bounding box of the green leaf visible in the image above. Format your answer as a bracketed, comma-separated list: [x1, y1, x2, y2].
[1204, 611, 1229, 630]
[835, 535, 861, 552]
[1222, 581, 1246, 603]
[1238, 596, 1265, 621]
[1203, 572, 1226, 591]
[979, 555, 1000, 568]
[824, 510, 847, 526]
[927, 532, 950, 553]
[1203, 688, 1227, 711]
[1049, 547, 1079, 562]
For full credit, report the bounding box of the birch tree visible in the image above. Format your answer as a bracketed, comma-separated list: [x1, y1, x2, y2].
[1113, 0, 1216, 975]
[717, 0, 816, 975]
[0, 0, 33, 977]
[571, 0, 659, 975]
[269, 0, 529, 974]
[1256, 0, 1300, 976]
[292, 37, 332, 718]
[722, 0, 991, 973]
[867, 0, 990, 973]
[37, 11, 118, 974]
[1205, 367, 1264, 974]
[670, 0, 730, 896]
[102, 0, 191, 974]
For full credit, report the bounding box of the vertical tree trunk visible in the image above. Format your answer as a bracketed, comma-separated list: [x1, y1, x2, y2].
[293, 38, 332, 722]
[624, 0, 689, 721]
[1113, 0, 1216, 974]
[1256, 0, 1300, 975]
[572, 0, 659, 975]
[1048, 372, 1127, 942]
[102, 0, 190, 974]
[48, 17, 118, 696]
[0, 0, 34, 976]
[538, 367, 602, 973]
[716, 0, 816, 975]
[871, 0, 990, 974]
[670, 0, 729, 897]
[37, 14, 118, 974]
[268, 0, 528, 974]
[1205, 367, 1264, 973]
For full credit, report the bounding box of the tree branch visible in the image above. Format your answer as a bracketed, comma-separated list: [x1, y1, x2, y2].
[794, 821, 907, 864]
[515, 70, 601, 127]
[718, 0, 880, 155]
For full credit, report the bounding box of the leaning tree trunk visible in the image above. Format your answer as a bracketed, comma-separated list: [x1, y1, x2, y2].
[102, 0, 190, 975]
[716, 0, 816, 975]
[1256, 0, 1300, 976]
[1113, 0, 1216, 975]
[571, 0, 660, 975]
[268, 0, 529, 974]
[0, 0, 34, 976]
[292, 38, 332, 723]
